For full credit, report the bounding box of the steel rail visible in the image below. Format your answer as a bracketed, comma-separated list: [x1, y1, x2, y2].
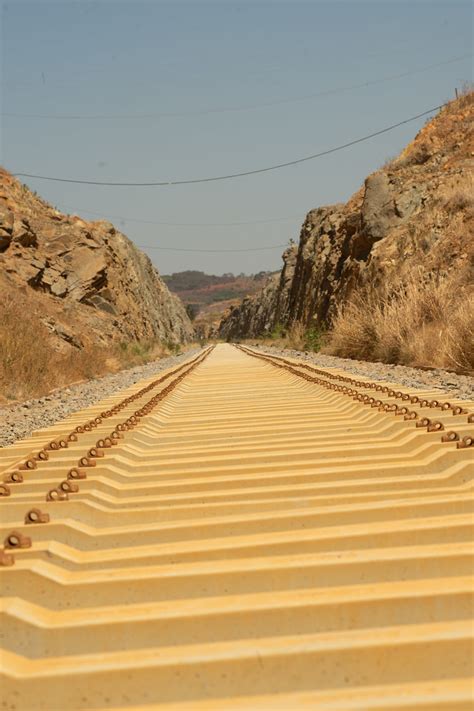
[0, 343, 472, 709]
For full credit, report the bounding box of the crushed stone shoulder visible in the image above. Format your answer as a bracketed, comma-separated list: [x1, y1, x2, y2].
[0, 348, 202, 447]
[252, 344, 474, 400]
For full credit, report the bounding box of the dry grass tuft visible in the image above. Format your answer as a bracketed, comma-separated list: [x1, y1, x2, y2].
[325, 271, 474, 372]
[451, 83, 474, 111]
[441, 175, 474, 215]
[0, 290, 184, 403]
[0, 292, 110, 401]
[286, 322, 306, 350]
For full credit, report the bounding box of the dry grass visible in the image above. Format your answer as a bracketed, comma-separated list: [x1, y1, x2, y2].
[0, 291, 184, 403]
[325, 271, 474, 372]
[0, 293, 108, 401]
[286, 322, 306, 350]
[441, 175, 474, 215]
[451, 83, 474, 111]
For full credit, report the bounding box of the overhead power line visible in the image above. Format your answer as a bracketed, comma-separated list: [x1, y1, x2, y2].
[61, 204, 301, 227]
[3, 54, 469, 120]
[13, 103, 444, 187]
[137, 243, 288, 253]
[60, 205, 293, 251]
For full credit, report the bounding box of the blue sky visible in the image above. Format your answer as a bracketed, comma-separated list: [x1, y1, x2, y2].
[1, 0, 472, 275]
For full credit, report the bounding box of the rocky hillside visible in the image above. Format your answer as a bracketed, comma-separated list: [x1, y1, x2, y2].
[0, 168, 194, 351]
[219, 93, 473, 340]
[164, 270, 273, 338]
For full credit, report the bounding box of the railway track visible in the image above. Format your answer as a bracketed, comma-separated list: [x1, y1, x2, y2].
[0, 343, 473, 710]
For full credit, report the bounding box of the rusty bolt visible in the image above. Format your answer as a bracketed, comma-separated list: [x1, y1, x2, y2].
[25, 508, 50, 525]
[94, 417, 102, 425]
[75, 425, 85, 434]
[88, 447, 104, 459]
[60, 480, 79, 493]
[429, 400, 440, 408]
[402, 394, 410, 401]
[420, 400, 429, 408]
[416, 417, 431, 428]
[467, 414, 474, 423]
[96, 437, 113, 448]
[68, 468, 87, 480]
[46, 488, 68, 501]
[67, 433, 78, 442]
[36, 450, 49, 461]
[58, 439, 68, 449]
[5, 530, 31, 549]
[78, 457, 96, 468]
[4, 471, 23, 484]
[427, 421, 444, 432]
[0, 549, 14, 566]
[410, 396, 419, 404]
[0, 484, 11, 497]
[441, 431, 460, 442]
[404, 411, 418, 420]
[441, 402, 451, 411]
[451, 406, 467, 416]
[457, 435, 473, 449]
[19, 459, 37, 471]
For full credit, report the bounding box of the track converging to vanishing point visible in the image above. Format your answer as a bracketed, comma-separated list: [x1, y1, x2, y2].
[0, 343, 473, 710]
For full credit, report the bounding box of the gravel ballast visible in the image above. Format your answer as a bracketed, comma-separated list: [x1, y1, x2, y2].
[2, 343, 473, 448]
[252, 344, 474, 400]
[0, 348, 202, 448]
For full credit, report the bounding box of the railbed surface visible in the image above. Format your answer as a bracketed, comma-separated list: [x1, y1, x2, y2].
[0, 343, 473, 710]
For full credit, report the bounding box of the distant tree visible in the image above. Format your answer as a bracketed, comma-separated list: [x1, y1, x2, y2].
[185, 303, 200, 321]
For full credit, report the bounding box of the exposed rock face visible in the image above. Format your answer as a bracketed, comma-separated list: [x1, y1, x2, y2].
[219, 245, 297, 339]
[219, 94, 474, 339]
[0, 169, 194, 347]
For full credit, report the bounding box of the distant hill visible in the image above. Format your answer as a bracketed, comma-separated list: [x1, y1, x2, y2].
[163, 271, 237, 292]
[163, 270, 275, 336]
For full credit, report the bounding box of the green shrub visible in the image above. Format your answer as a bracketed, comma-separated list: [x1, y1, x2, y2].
[304, 327, 324, 352]
[270, 323, 285, 340]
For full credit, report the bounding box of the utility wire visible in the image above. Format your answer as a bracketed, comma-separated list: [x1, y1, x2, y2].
[3, 55, 469, 120]
[59, 207, 294, 251]
[61, 204, 301, 227]
[136, 243, 288, 253]
[13, 103, 444, 187]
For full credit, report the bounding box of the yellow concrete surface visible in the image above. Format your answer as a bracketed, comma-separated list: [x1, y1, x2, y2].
[0, 344, 473, 709]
